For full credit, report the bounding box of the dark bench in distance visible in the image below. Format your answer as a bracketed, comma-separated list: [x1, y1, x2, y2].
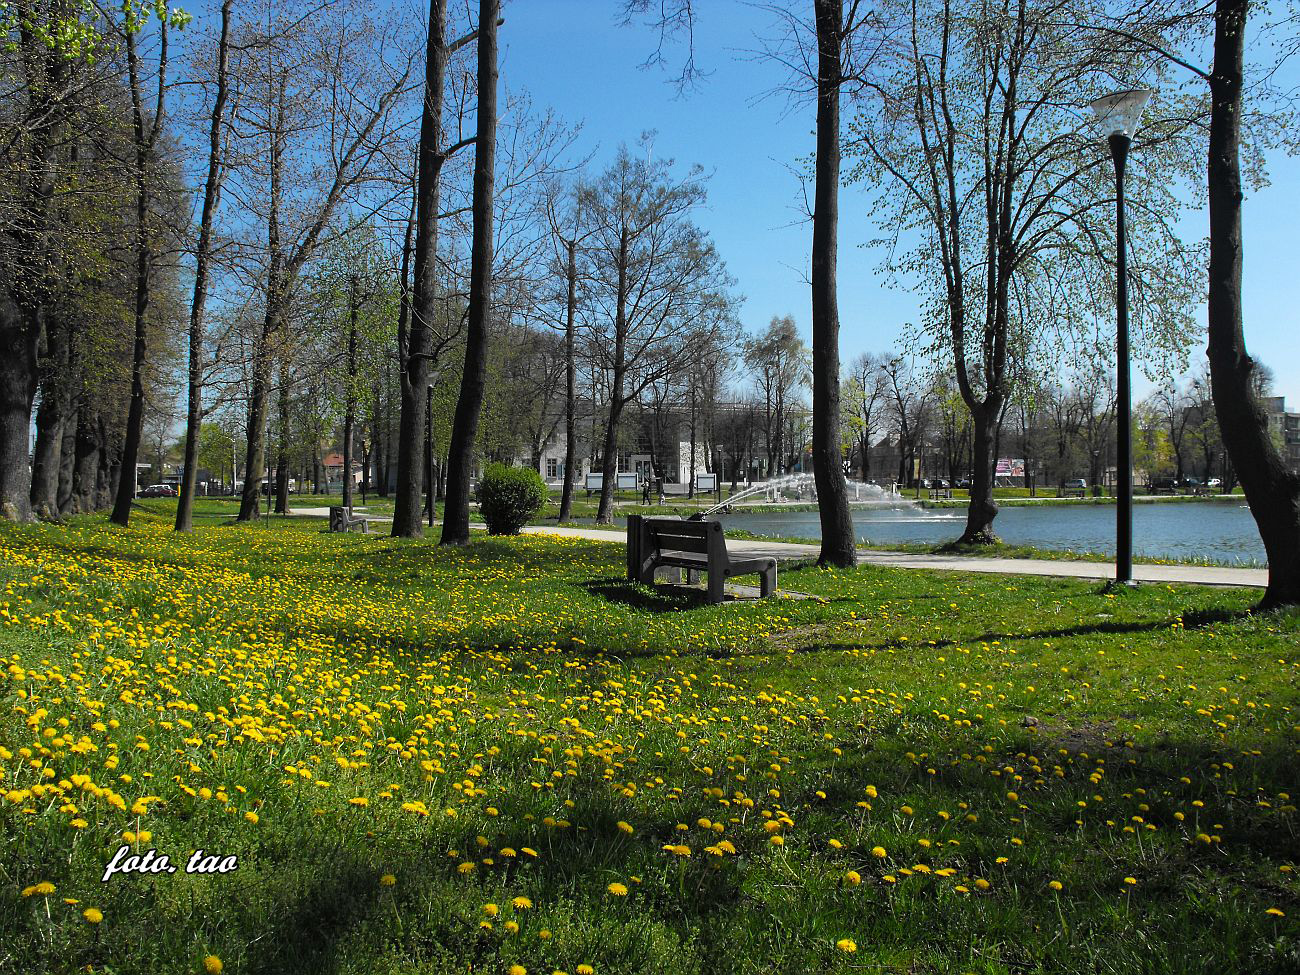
[626, 515, 776, 604]
[329, 506, 371, 533]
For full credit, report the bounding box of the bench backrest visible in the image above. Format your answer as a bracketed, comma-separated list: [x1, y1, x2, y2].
[643, 518, 725, 559]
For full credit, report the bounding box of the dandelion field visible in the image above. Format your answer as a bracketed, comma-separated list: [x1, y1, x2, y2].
[2, 506, 1298, 974]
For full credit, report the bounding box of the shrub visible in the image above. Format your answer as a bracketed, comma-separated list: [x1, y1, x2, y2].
[477, 463, 547, 535]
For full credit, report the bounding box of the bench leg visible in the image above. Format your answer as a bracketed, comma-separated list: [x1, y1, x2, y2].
[759, 565, 777, 598]
[707, 569, 724, 604]
[686, 568, 699, 586]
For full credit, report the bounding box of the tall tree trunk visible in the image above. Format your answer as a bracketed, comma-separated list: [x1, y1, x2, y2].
[177, 0, 233, 532]
[0, 293, 38, 521]
[596, 233, 629, 525]
[441, 0, 499, 546]
[238, 73, 288, 522]
[71, 405, 99, 513]
[597, 389, 625, 524]
[811, 0, 856, 567]
[30, 316, 70, 517]
[557, 240, 578, 523]
[56, 395, 78, 514]
[343, 300, 359, 509]
[1, 4, 71, 523]
[274, 366, 290, 514]
[111, 21, 167, 527]
[1206, 0, 1299, 608]
[688, 383, 697, 499]
[962, 404, 1000, 543]
[392, 0, 447, 538]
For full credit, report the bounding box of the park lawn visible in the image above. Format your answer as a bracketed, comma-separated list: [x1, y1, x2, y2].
[0, 511, 1297, 975]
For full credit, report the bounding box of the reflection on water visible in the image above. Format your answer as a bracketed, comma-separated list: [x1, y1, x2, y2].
[715, 501, 1264, 563]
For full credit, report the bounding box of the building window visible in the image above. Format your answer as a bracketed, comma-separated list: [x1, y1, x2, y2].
[546, 458, 559, 479]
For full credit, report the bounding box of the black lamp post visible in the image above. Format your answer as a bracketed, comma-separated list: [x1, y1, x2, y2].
[1090, 88, 1153, 586]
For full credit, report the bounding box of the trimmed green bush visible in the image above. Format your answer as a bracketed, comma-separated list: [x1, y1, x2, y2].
[477, 463, 547, 535]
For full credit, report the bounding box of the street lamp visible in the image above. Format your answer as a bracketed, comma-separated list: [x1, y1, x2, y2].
[1091, 87, 1153, 586]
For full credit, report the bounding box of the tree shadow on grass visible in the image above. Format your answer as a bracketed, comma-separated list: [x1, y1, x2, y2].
[231, 727, 1300, 975]
[779, 606, 1255, 656]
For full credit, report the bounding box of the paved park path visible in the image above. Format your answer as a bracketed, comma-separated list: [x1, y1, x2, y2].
[285, 508, 1265, 589]
[519, 525, 1268, 590]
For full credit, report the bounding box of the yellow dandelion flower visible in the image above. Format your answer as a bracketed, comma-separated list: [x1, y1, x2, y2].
[836, 938, 857, 953]
[871, 846, 887, 858]
[607, 882, 628, 896]
[83, 907, 103, 923]
[1048, 880, 1063, 892]
[379, 874, 396, 887]
[511, 896, 533, 909]
[202, 956, 224, 975]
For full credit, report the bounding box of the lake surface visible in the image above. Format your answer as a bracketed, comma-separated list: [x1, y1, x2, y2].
[713, 501, 1265, 564]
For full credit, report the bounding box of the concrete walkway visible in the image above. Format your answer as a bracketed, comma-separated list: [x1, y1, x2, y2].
[283, 507, 1264, 589]
[520, 525, 1267, 589]
[288, 506, 393, 522]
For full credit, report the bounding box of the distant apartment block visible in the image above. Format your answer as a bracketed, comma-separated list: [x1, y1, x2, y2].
[1261, 397, 1300, 473]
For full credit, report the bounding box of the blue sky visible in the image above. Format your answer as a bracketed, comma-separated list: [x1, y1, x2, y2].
[499, 0, 1300, 405]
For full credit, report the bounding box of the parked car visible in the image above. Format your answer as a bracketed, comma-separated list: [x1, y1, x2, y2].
[1207, 477, 1222, 488]
[1063, 478, 1087, 491]
[139, 484, 175, 498]
[1148, 477, 1180, 493]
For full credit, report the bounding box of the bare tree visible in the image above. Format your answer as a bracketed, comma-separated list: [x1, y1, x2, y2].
[582, 142, 737, 525]
[232, 0, 415, 521]
[176, 0, 234, 532]
[808, 0, 859, 565]
[542, 179, 598, 523]
[844, 350, 887, 480]
[1203, 0, 1299, 606]
[110, 9, 171, 526]
[847, 0, 1199, 544]
[440, 0, 500, 546]
[745, 316, 807, 479]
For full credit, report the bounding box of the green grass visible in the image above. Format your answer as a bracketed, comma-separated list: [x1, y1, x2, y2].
[1, 511, 1297, 974]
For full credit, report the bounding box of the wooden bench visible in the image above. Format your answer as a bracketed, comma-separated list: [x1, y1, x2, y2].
[626, 515, 776, 604]
[928, 486, 953, 500]
[1060, 487, 1086, 498]
[329, 505, 371, 533]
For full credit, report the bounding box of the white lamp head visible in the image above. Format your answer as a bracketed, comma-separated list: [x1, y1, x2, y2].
[1089, 88, 1154, 139]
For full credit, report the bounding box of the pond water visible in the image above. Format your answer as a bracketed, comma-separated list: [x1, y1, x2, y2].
[713, 501, 1265, 564]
